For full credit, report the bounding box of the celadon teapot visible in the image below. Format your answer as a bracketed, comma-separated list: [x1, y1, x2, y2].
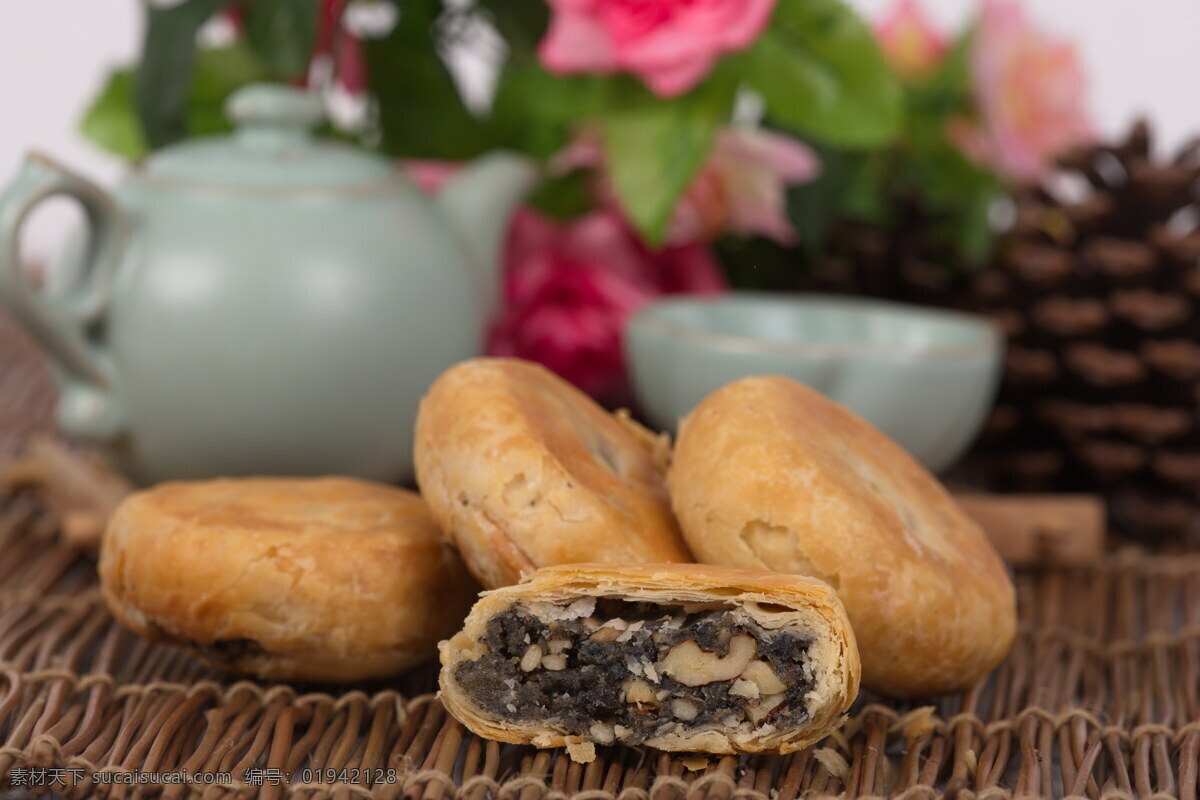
[0, 84, 535, 484]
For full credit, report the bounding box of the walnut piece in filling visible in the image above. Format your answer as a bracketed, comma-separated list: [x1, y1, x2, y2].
[454, 599, 816, 746]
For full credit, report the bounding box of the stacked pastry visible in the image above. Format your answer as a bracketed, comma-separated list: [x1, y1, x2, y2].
[98, 357, 1016, 761]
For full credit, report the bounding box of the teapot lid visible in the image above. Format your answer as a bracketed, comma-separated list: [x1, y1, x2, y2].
[138, 84, 396, 189]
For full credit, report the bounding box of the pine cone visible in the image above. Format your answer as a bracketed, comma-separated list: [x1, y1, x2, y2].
[971, 121, 1200, 540]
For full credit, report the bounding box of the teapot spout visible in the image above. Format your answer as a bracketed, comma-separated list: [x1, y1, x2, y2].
[437, 151, 538, 316]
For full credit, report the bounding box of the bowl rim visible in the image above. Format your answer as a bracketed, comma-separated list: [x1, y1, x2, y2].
[626, 293, 1002, 361]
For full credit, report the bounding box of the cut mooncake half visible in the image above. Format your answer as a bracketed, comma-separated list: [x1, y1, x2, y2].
[439, 564, 860, 761]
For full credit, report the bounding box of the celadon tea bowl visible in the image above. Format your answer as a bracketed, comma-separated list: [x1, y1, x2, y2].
[625, 294, 1003, 473]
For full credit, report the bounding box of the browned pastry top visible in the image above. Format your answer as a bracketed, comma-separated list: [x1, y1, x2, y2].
[669, 376, 1016, 697]
[415, 358, 690, 589]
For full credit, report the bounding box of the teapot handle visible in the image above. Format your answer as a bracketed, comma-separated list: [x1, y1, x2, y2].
[0, 153, 127, 439]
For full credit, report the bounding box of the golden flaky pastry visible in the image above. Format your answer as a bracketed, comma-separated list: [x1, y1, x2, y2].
[439, 563, 860, 762]
[99, 477, 478, 683]
[669, 377, 1016, 697]
[414, 358, 691, 589]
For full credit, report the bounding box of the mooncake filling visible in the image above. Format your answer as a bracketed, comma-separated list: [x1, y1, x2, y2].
[454, 598, 816, 745]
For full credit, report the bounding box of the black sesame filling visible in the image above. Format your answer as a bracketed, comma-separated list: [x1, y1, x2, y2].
[454, 600, 815, 745]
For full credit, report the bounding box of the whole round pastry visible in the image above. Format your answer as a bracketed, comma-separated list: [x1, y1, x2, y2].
[415, 358, 691, 589]
[99, 477, 478, 683]
[669, 376, 1016, 697]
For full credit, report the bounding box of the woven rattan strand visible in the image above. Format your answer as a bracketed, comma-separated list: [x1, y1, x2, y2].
[0, 497, 1195, 798]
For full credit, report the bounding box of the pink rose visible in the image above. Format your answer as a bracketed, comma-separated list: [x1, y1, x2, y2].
[488, 210, 726, 403]
[948, 0, 1093, 184]
[874, 0, 947, 81]
[554, 126, 819, 245]
[672, 128, 819, 245]
[539, 0, 779, 97]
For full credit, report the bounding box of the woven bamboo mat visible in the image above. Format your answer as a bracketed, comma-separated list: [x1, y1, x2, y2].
[0, 495, 1194, 800]
[2, 317, 1199, 798]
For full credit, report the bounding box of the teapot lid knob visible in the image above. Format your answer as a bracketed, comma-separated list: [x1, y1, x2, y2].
[140, 81, 394, 187]
[225, 84, 324, 142]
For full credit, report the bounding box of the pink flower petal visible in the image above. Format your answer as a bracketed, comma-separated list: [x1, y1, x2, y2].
[709, 0, 780, 50]
[637, 54, 721, 97]
[538, 5, 617, 75]
[875, 0, 947, 80]
[671, 128, 819, 244]
[645, 243, 728, 294]
[956, 0, 1093, 183]
[538, 0, 777, 98]
[549, 128, 604, 174]
[717, 129, 821, 183]
[945, 118, 993, 166]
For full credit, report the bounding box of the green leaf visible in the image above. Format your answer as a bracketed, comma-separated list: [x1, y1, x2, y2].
[80, 43, 271, 160]
[905, 137, 992, 209]
[243, 0, 319, 80]
[489, 60, 610, 158]
[480, 0, 605, 159]
[906, 30, 973, 125]
[136, 0, 234, 149]
[366, 0, 493, 159]
[527, 171, 596, 220]
[80, 69, 147, 160]
[893, 129, 1003, 264]
[602, 81, 735, 246]
[742, 0, 902, 148]
[839, 152, 892, 224]
[713, 235, 793, 291]
[186, 43, 274, 136]
[783, 144, 891, 257]
[477, 0, 549, 55]
[785, 145, 849, 256]
[947, 185, 998, 264]
[926, 155, 1004, 264]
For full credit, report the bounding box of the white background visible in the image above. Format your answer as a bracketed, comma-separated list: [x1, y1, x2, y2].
[3, 1, 1200, 259]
